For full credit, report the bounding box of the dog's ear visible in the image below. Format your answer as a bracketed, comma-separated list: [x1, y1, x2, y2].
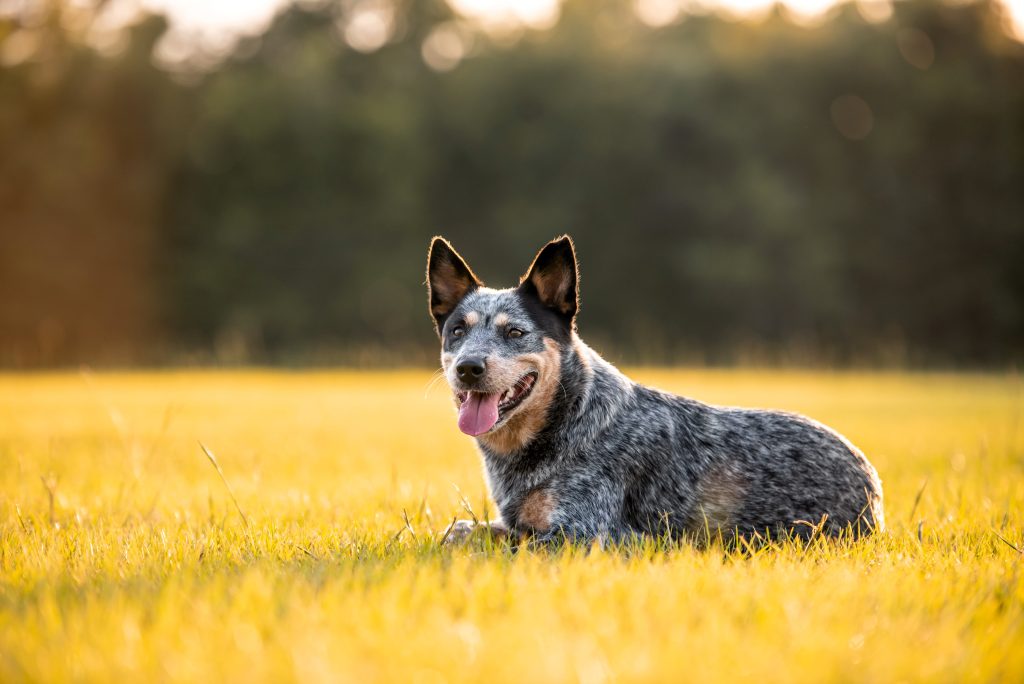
[426, 237, 482, 334]
[518, 235, 579, 327]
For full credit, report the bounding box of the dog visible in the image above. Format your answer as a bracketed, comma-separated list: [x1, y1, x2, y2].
[427, 235, 884, 545]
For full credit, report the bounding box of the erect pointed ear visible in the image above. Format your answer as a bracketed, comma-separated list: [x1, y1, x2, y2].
[518, 235, 579, 326]
[426, 237, 482, 334]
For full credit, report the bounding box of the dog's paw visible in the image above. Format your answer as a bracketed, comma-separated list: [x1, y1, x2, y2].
[442, 519, 478, 545]
[441, 519, 511, 546]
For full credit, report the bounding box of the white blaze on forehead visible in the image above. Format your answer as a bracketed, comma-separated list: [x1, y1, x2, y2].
[494, 313, 509, 327]
[464, 311, 480, 326]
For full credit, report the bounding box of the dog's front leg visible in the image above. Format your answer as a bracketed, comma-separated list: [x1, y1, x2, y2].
[441, 519, 511, 546]
[523, 480, 626, 548]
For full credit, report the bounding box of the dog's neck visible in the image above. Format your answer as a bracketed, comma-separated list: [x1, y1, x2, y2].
[475, 334, 633, 511]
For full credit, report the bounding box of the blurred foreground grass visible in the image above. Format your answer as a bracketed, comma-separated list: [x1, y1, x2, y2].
[1, 370, 1022, 682]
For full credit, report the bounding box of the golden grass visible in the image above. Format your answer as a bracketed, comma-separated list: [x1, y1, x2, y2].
[1, 369, 1022, 682]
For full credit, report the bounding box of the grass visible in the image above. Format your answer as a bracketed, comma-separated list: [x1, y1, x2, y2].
[0, 368, 1022, 682]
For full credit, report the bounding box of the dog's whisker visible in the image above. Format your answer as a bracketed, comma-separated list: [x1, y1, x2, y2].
[423, 367, 444, 386]
[424, 378, 446, 396]
[555, 378, 569, 404]
[423, 368, 449, 399]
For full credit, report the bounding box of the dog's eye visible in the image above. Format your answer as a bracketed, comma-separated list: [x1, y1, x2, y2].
[507, 328, 524, 339]
[451, 326, 465, 338]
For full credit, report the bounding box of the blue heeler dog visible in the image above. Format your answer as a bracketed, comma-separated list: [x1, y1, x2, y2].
[428, 235, 884, 545]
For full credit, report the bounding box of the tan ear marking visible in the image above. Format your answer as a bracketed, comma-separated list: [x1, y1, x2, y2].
[530, 267, 574, 315]
[518, 235, 579, 318]
[430, 261, 475, 316]
[427, 237, 482, 324]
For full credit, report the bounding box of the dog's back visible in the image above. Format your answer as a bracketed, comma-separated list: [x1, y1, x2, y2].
[615, 372, 883, 540]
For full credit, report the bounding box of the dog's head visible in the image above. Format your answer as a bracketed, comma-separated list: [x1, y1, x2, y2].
[426, 236, 579, 446]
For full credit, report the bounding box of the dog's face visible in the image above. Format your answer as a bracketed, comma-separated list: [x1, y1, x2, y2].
[426, 236, 579, 447]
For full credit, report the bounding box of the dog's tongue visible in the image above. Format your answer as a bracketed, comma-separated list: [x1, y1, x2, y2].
[458, 391, 501, 436]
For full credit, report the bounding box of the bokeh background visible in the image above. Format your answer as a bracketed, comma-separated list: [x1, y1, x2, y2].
[1, 0, 1022, 368]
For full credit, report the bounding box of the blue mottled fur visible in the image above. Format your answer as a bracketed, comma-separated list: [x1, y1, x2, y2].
[428, 236, 885, 544]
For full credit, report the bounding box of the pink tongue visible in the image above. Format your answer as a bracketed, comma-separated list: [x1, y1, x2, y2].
[458, 392, 501, 436]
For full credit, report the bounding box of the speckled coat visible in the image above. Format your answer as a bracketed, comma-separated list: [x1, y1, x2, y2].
[428, 236, 884, 544]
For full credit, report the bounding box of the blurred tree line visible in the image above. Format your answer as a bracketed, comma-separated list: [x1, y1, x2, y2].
[1, 0, 1022, 367]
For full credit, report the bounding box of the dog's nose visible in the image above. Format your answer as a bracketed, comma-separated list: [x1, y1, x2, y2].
[456, 358, 486, 384]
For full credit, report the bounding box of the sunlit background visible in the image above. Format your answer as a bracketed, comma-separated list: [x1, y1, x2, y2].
[8, 0, 1020, 61]
[1, 0, 1022, 367]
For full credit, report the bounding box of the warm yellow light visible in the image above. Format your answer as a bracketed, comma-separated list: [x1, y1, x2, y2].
[714, 0, 774, 21]
[1005, 0, 1024, 40]
[634, 0, 683, 27]
[338, 0, 395, 53]
[782, 0, 837, 26]
[140, 0, 284, 37]
[422, 22, 469, 71]
[448, 0, 561, 31]
[29, 0, 1022, 50]
[856, 0, 893, 24]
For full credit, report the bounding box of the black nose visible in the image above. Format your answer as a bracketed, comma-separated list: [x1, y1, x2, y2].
[456, 358, 486, 383]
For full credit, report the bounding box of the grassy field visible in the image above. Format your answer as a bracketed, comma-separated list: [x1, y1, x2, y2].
[1, 369, 1022, 682]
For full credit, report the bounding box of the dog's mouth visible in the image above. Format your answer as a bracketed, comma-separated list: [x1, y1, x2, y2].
[455, 372, 538, 436]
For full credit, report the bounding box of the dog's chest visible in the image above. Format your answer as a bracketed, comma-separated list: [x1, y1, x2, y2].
[479, 449, 555, 526]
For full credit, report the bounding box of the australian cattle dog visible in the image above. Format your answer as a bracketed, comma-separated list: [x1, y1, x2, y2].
[427, 236, 884, 545]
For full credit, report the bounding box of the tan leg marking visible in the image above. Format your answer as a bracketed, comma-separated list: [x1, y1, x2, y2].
[479, 338, 562, 454]
[518, 488, 556, 532]
[696, 467, 746, 532]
